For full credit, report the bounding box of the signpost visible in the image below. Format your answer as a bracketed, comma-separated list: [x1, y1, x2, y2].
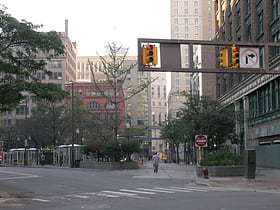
[195, 135, 208, 147]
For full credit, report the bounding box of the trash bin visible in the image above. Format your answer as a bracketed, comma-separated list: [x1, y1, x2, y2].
[244, 149, 256, 179]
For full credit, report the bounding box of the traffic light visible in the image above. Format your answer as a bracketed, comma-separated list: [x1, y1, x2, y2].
[141, 44, 158, 66]
[231, 45, 240, 68]
[219, 48, 229, 68]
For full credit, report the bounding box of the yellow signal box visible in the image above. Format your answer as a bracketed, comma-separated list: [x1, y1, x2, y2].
[141, 44, 158, 66]
[231, 45, 240, 69]
[219, 48, 229, 68]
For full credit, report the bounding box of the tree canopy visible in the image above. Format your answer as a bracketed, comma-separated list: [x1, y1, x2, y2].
[0, 5, 66, 111]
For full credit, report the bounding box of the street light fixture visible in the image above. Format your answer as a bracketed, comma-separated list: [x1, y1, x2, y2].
[126, 122, 131, 141]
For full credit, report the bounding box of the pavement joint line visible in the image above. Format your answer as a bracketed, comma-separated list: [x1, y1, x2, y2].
[0, 176, 40, 181]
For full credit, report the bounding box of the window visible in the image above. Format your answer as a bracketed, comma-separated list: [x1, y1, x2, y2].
[257, 11, 264, 35]
[88, 101, 100, 110]
[194, 1, 198, 6]
[184, 1, 188, 7]
[194, 26, 199, 31]
[185, 26, 189, 31]
[175, 1, 178, 7]
[105, 102, 116, 110]
[184, 18, 188, 24]
[176, 79, 179, 85]
[272, 0, 279, 21]
[194, 18, 199, 25]
[184, 9, 188, 14]
[194, 9, 198, 14]
[175, 9, 178, 14]
[175, 26, 179, 31]
[175, 18, 178, 24]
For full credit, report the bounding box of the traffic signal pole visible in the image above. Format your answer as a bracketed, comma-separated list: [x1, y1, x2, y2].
[138, 38, 280, 74]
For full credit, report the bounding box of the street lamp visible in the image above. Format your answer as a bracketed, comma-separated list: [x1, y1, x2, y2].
[65, 82, 75, 168]
[126, 122, 131, 141]
[76, 128, 80, 144]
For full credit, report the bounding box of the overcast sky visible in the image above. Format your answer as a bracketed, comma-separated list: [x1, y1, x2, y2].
[1, 0, 170, 56]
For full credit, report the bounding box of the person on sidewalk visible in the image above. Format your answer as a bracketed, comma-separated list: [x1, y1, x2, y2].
[152, 152, 160, 173]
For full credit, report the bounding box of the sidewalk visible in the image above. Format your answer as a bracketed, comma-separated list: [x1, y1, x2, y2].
[196, 167, 280, 191]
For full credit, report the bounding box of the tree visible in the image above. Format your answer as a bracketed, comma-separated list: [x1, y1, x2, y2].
[179, 91, 238, 153]
[161, 119, 185, 164]
[89, 43, 156, 141]
[0, 5, 66, 112]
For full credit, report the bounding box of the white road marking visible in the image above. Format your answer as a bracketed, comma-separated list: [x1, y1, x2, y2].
[0, 176, 40, 181]
[119, 189, 156, 194]
[137, 188, 175, 193]
[31, 198, 50, 202]
[171, 186, 208, 192]
[154, 187, 191, 192]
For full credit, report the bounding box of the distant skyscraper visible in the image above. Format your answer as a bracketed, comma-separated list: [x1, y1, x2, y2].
[169, 0, 216, 119]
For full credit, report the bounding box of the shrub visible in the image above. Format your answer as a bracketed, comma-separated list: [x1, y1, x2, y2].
[200, 150, 243, 166]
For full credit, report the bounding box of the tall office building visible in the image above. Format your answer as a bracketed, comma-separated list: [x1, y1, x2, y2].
[169, 0, 216, 118]
[215, 0, 280, 167]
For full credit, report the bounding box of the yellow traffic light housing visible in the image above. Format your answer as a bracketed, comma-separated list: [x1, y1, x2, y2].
[231, 45, 240, 69]
[219, 48, 229, 68]
[141, 44, 158, 66]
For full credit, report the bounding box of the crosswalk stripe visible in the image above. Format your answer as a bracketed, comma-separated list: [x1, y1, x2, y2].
[137, 188, 175, 194]
[32, 198, 50, 202]
[119, 189, 156, 195]
[171, 186, 208, 192]
[154, 187, 191, 192]
[101, 191, 137, 196]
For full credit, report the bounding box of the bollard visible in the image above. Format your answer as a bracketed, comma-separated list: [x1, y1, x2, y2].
[203, 168, 209, 179]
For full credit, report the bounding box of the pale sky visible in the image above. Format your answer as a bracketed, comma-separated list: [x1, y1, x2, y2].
[1, 0, 170, 56]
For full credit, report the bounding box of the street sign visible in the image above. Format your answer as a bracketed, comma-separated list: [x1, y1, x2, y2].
[240, 48, 260, 68]
[195, 135, 208, 147]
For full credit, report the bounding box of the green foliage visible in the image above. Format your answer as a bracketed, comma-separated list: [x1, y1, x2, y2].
[200, 150, 243, 166]
[0, 6, 66, 111]
[101, 140, 142, 162]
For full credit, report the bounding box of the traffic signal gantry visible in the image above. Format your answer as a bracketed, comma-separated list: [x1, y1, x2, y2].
[219, 45, 240, 69]
[141, 43, 158, 66]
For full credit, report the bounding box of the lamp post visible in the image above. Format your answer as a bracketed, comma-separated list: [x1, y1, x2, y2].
[65, 82, 75, 168]
[126, 122, 131, 141]
[76, 128, 80, 144]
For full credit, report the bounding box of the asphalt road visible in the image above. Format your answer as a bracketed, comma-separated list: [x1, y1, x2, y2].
[0, 166, 280, 210]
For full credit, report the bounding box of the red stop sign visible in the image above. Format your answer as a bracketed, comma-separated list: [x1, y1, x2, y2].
[195, 135, 208, 147]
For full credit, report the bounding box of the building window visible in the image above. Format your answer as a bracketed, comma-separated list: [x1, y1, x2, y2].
[175, 26, 179, 31]
[185, 26, 189, 32]
[194, 9, 198, 14]
[175, 9, 178, 14]
[185, 18, 188, 24]
[257, 11, 264, 35]
[184, 9, 188, 14]
[176, 79, 179, 85]
[88, 101, 100, 110]
[194, 1, 198, 6]
[272, 0, 279, 21]
[194, 18, 198, 25]
[175, 18, 178, 24]
[174, 1, 178, 7]
[105, 102, 116, 110]
[184, 1, 188, 7]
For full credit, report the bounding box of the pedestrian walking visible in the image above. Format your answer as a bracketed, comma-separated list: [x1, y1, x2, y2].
[152, 152, 160, 173]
